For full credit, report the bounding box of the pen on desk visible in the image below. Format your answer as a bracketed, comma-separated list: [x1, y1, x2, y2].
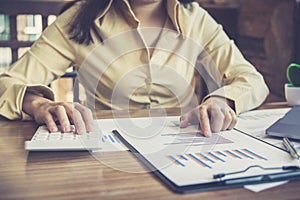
[282, 137, 300, 160]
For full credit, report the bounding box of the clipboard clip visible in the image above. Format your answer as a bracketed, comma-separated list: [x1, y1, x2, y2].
[213, 165, 300, 180]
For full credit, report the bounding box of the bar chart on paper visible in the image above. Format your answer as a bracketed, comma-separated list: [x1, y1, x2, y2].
[93, 131, 127, 151]
[167, 148, 267, 169]
[101, 134, 122, 144]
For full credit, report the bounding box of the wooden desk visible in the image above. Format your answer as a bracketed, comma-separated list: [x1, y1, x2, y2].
[0, 106, 299, 200]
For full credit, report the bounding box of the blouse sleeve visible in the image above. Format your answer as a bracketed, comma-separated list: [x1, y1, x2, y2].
[187, 4, 269, 114]
[0, 5, 80, 120]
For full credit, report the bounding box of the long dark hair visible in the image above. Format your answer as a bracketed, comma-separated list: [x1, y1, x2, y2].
[64, 0, 195, 45]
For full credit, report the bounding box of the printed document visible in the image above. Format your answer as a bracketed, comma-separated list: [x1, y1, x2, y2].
[97, 116, 300, 187]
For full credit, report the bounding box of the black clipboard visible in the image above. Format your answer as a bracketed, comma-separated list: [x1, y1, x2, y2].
[112, 129, 300, 194]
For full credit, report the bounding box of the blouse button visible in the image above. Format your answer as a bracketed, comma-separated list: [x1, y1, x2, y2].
[145, 78, 152, 84]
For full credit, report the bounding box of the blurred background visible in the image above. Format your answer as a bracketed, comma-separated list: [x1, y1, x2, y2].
[0, 0, 299, 104]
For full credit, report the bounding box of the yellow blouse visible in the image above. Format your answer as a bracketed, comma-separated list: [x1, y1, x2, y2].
[0, 0, 269, 120]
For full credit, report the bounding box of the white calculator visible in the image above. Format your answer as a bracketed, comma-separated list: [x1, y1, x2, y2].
[24, 125, 126, 151]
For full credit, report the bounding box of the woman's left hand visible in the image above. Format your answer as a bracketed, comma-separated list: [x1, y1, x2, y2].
[179, 97, 237, 137]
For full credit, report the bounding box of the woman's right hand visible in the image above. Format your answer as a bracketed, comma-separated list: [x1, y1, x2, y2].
[22, 92, 94, 134]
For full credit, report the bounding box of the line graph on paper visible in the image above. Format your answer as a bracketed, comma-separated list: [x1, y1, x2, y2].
[161, 131, 233, 146]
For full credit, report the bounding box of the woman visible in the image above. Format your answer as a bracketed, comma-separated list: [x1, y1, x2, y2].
[0, 0, 269, 136]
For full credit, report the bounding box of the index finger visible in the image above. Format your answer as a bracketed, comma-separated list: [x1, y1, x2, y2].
[74, 103, 94, 132]
[50, 105, 72, 133]
[197, 106, 212, 137]
[61, 103, 89, 134]
[72, 109, 86, 134]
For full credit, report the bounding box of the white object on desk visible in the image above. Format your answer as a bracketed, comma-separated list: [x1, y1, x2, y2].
[25, 125, 127, 151]
[285, 83, 300, 106]
[244, 181, 288, 193]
